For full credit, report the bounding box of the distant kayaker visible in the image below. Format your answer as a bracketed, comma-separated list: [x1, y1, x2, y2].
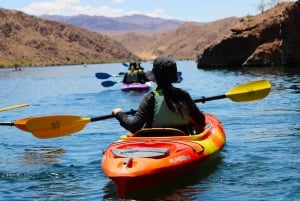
[112, 57, 205, 134]
[12, 64, 21, 71]
[123, 62, 149, 84]
[122, 63, 140, 84]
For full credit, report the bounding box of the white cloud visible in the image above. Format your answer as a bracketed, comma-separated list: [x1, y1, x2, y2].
[21, 0, 126, 16]
[112, 0, 124, 3]
[20, 0, 173, 19]
[146, 9, 172, 19]
[21, 0, 80, 15]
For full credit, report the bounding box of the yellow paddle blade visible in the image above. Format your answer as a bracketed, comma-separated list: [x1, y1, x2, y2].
[226, 80, 271, 102]
[0, 103, 29, 112]
[14, 115, 91, 139]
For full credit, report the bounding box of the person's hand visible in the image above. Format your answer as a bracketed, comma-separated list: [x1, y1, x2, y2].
[112, 108, 122, 115]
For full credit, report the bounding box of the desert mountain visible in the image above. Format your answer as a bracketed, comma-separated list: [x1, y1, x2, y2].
[109, 18, 240, 60]
[43, 14, 239, 61]
[0, 8, 137, 67]
[41, 14, 185, 34]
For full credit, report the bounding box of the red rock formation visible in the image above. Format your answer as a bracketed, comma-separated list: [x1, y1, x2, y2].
[197, 1, 300, 68]
[281, 0, 300, 66]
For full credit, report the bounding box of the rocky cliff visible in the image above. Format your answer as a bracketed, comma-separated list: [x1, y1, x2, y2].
[197, 1, 300, 68]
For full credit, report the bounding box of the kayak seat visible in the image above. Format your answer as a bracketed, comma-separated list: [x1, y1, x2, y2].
[134, 128, 186, 137]
[112, 147, 170, 159]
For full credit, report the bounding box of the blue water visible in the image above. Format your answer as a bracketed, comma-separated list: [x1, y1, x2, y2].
[0, 61, 299, 201]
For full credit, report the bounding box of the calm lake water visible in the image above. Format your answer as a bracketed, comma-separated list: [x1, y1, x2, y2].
[0, 61, 299, 201]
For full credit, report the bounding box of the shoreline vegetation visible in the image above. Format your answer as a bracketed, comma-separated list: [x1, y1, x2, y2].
[0, 59, 129, 68]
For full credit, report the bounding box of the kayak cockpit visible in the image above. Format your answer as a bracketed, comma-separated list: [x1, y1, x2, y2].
[120, 122, 212, 141]
[134, 128, 186, 137]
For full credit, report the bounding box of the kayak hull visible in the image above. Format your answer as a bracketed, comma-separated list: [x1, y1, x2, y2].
[101, 113, 226, 197]
[121, 82, 151, 91]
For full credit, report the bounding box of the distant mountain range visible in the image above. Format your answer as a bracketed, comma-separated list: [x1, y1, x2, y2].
[39, 13, 239, 60]
[40, 14, 186, 33]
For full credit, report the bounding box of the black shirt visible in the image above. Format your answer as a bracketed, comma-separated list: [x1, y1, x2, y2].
[115, 88, 205, 133]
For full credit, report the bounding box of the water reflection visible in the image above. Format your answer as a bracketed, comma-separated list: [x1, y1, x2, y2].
[21, 146, 65, 166]
[200, 65, 300, 77]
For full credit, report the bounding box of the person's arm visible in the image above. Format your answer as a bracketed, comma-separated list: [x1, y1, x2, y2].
[113, 93, 154, 133]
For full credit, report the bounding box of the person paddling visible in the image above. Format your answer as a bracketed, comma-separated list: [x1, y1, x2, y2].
[112, 57, 205, 134]
[122, 63, 140, 84]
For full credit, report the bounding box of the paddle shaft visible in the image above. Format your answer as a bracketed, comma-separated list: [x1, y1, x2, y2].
[0, 96, 216, 126]
[0, 122, 14, 126]
[91, 95, 226, 121]
[0, 103, 29, 112]
[91, 110, 136, 122]
[194, 95, 226, 103]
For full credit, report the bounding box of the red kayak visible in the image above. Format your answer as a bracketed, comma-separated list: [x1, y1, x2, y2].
[101, 113, 226, 197]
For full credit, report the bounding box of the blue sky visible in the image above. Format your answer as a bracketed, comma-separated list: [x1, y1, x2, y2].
[0, 0, 291, 22]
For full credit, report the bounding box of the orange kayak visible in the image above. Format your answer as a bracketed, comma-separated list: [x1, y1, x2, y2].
[101, 113, 226, 197]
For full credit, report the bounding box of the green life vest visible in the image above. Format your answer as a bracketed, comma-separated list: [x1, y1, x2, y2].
[152, 90, 190, 127]
[135, 69, 143, 73]
[126, 71, 139, 83]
